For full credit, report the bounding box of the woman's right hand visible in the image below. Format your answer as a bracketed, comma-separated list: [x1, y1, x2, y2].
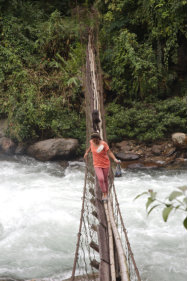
[114, 158, 121, 164]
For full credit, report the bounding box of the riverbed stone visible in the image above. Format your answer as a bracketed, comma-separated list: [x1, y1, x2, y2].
[127, 163, 145, 169]
[27, 138, 79, 161]
[172, 133, 187, 149]
[115, 151, 140, 161]
[0, 137, 16, 154]
[163, 146, 176, 157]
[151, 144, 163, 155]
[58, 160, 69, 169]
[15, 143, 28, 155]
[114, 140, 134, 152]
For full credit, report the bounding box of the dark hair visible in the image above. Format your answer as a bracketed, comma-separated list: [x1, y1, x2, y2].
[90, 132, 101, 139]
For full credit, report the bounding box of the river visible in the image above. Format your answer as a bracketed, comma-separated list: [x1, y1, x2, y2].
[0, 156, 186, 281]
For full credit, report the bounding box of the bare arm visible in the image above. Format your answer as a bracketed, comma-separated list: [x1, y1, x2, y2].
[84, 146, 91, 160]
[107, 149, 120, 164]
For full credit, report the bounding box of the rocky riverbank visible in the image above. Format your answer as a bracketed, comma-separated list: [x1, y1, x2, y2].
[112, 134, 187, 169]
[0, 117, 186, 169]
[0, 133, 186, 170]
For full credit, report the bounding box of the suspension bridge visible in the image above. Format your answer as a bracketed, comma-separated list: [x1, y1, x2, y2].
[65, 29, 142, 281]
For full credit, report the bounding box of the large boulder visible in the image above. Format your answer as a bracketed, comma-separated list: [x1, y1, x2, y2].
[0, 119, 8, 138]
[172, 133, 187, 149]
[115, 141, 130, 150]
[27, 138, 79, 161]
[115, 151, 140, 161]
[0, 137, 16, 154]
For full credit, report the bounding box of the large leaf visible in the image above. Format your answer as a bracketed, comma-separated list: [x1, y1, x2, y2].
[183, 217, 187, 229]
[169, 191, 183, 201]
[134, 192, 148, 200]
[183, 197, 187, 206]
[162, 206, 173, 222]
[147, 204, 160, 215]
[146, 197, 155, 210]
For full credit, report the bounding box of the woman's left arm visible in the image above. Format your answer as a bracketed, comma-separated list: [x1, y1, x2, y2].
[107, 149, 120, 164]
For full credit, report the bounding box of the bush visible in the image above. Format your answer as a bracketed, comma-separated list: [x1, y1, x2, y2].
[106, 97, 187, 143]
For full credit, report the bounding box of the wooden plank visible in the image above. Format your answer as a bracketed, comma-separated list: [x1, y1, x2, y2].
[90, 259, 100, 270]
[91, 224, 97, 232]
[90, 240, 99, 253]
[91, 210, 98, 219]
[99, 260, 110, 281]
[89, 187, 95, 197]
[96, 200, 107, 228]
[90, 198, 96, 206]
[95, 178, 107, 228]
[108, 201, 130, 281]
[97, 224, 110, 264]
[104, 201, 116, 281]
[94, 174, 110, 281]
[114, 235, 121, 279]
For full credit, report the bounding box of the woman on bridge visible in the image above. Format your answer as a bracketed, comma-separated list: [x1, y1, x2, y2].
[84, 132, 120, 201]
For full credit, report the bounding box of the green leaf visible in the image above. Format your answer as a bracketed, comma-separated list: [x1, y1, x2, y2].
[146, 197, 155, 210]
[165, 203, 172, 208]
[150, 191, 157, 200]
[183, 197, 187, 205]
[147, 204, 160, 215]
[162, 206, 173, 222]
[174, 205, 181, 211]
[134, 192, 148, 200]
[183, 217, 187, 229]
[169, 191, 183, 201]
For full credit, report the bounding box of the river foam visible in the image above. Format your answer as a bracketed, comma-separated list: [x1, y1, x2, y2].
[0, 156, 186, 280]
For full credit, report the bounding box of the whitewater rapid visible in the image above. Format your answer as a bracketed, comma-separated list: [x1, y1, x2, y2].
[0, 156, 186, 281]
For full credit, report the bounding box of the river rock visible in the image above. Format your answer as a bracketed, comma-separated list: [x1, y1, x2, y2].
[151, 144, 163, 155]
[58, 160, 69, 169]
[15, 143, 27, 155]
[163, 146, 176, 157]
[114, 140, 133, 152]
[0, 137, 16, 154]
[167, 157, 187, 169]
[115, 140, 128, 149]
[27, 138, 79, 161]
[0, 119, 8, 138]
[172, 133, 187, 149]
[115, 152, 140, 161]
[127, 163, 145, 169]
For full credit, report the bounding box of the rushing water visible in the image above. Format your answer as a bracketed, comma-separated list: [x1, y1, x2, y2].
[0, 156, 186, 281]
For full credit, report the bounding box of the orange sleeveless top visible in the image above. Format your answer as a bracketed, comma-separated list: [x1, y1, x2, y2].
[90, 140, 110, 168]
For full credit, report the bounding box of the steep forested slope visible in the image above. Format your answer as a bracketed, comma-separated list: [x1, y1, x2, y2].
[0, 0, 186, 153]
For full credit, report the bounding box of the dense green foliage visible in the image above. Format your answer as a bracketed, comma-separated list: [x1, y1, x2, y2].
[0, 2, 85, 148]
[0, 0, 186, 153]
[99, 0, 186, 101]
[106, 97, 186, 142]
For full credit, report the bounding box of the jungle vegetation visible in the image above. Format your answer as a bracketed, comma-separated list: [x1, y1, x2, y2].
[0, 0, 186, 153]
